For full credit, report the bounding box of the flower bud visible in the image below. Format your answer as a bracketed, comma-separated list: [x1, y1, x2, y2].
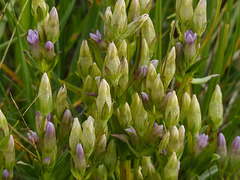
[163, 152, 179, 180]
[82, 75, 97, 107]
[75, 143, 86, 175]
[136, 65, 148, 86]
[229, 136, 240, 170]
[118, 58, 129, 96]
[35, 111, 45, 135]
[142, 156, 155, 178]
[96, 79, 113, 123]
[180, 0, 193, 25]
[161, 47, 176, 89]
[2, 169, 9, 180]
[142, 17, 155, 46]
[27, 30, 43, 60]
[31, 0, 49, 22]
[168, 126, 180, 153]
[90, 30, 102, 43]
[38, 73, 53, 115]
[158, 132, 170, 154]
[140, 0, 152, 14]
[146, 123, 163, 145]
[81, 116, 95, 158]
[77, 40, 93, 81]
[43, 156, 51, 166]
[96, 164, 108, 180]
[159, 92, 172, 112]
[118, 102, 132, 129]
[44, 41, 55, 64]
[117, 39, 127, 59]
[217, 133, 227, 166]
[47, 113, 52, 122]
[27, 130, 40, 144]
[195, 133, 208, 155]
[55, 84, 69, 120]
[45, 7, 60, 43]
[111, 0, 127, 36]
[187, 95, 201, 136]
[44, 122, 56, 152]
[104, 7, 114, 41]
[95, 134, 107, 158]
[4, 135, 15, 171]
[180, 92, 191, 128]
[209, 85, 223, 130]
[90, 62, 101, 78]
[179, 125, 185, 148]
[128, 0, 140, 22]
[104, 139, 117, 174]
[125, 126, 140, 148]
[69, 118, 82, 156]
[0, 109, 9, 137]
[184, 30, 197, 65]
[193, 0, 207, 37]
[139, 39, 150, 67]
[59, 109, 72, 138]
[151, 74, 164, 109]
[150, 60, 159, 69]
[130, 93, 148, 137]
[146, 63, 157, 90]
[165, 91, 180, 129]
[141, 92, 153, 112]
[103, 42, 121, 86]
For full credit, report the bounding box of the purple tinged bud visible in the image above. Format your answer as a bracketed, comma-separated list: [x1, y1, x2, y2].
[146, 123, 163, 145]
[229, 136, 240, 169]
[195, 133, 208, 155]
[27, 29, 42, 60]
[27, 130, 39, 143]
[184, 30, 197, 65]
[75, 143, 86, 174]
[44, 122, 56, 151]
[59, 109, 72, 138]
[27, 30, 39, 45]
[35, 111, 42, 135]
[137, 65, 148, 80]
[46, 122, 55, 137]
[2, 169, 9, 180]
[125, 126, 140, 148]
[184, 30, 197, 44]
[44, 41, 55, 63]
[141, 92, 152, 111]
[90, 30, 102, 42]
[43, 156, 51, 166]
[217, 133, 227, 166]
[47, 113, 52, 122]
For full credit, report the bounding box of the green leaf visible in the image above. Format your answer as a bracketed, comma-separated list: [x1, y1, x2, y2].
[185, 57, 208, 74]
[191, 74, 219, 84]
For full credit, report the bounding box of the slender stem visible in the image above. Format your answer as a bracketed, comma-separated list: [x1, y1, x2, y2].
[120, 159, 131, 180]
[155, 0, 162, 68]
[133, 158, 140, 180]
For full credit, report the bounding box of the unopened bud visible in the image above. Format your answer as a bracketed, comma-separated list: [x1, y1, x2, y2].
[118, 58, 129, 96]
[35, 111, 43, 135]
[69, 118, 82, 156]
[27, 130, 39, 144]
[159, 132, 170, 153]
[55, 84, 69, 120]
[90, 62, 101, 78]
[31, 0, 49, 22]
[117, 39, 127, 59]
[180, 92, 191, 128]
[77, 40, 93, 81]
[118, 102, 132, 129]
[44, 41, 55, 64]
[43, 156, 50, 166]
[96, 79, 113, 123]
[163, 152, 179, 180]
[128, 0, 140, 22]
[161, 47, 176, 89]
[104, 7, 114, 41]
[217, 133, 227, 166]
[150, 60, 159, 69]
[81, 116, 95, 158]
[151, 74, 164, 109]
[96, 164, 108, 180]
[103, 42, 121, 86]
[38, 73, 53, 115]
[4, 135, 15, 171]
[27, 30, 43, 60]
[195, 133, 208, 155]
[2, 169, 9, 180]
[187, 95, 201, 136]
[44, 122, 56, 152]
[209, 85, 223, 130]
[146, 123, 163, 145]
[82, 75, 97, 107]
[141, 92, 153, 111]
[95, 134, 107, 158]
[193, 0, 207, 37]
[104, 139, 117, 174]
[75, 143, 86, 175]
[165, 91, 180, 129]
[45, 7, 60, 43]
[180, 0, 193, 25]
[139, 39, 150, 66]
[140, 0, 152, 14]
[142, 17, 155, 46]
[125, 126, 140, 148]
[146, 63, 157, 90]
[59, 109, 72, 138]
[184, 30, 197, 65]
[179, 125, 185, 148]
[111, 0, 127, 36]
[168, 126, 180, 152]
[229, 136, 240, 169]
[0, 110, 9, 137]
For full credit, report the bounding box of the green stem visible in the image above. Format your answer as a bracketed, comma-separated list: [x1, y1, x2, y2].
[155, 0, 162, 68]
[120, 159, 131, 180]
[133, 158, 140, 180]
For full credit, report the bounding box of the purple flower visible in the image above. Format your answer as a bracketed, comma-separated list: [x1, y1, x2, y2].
[90, 30, 102, 42]
[27, 130, 39, 143]
[195, 133, 208, 155]
[47, 113, 52, 122]
[217, 133, 227, 166]
[184, 30, 197, 44]
[229, 136, 240, 168]
[43, 156, 51, 165]
[27, 29, 39, 45]
[2, 169, 9, 180]
[75, 143, 86, 171]
[46, 122, 55, 137]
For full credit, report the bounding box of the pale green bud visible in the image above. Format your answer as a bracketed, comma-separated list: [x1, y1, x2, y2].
[0, 110, 9, 137]
[38, 73, 53, 115]
[209, 85, 223, 130]
[142, 156, 161, 180]
[74, 143, 86, 176]
[117, 39, 127, 59]
[163, 152, 179, 180]
[179, 125, 185, 148]
[55, 84, 69, 120]
[69, 118, 82, 156]
[168, 126, 180, 152]
[158, 132, 170, 154]
[180, 92, 191, 127]
[96, 164, 108, 180]
[146, 123, 163, 145]
[193, 0, 207, 37]
[111, 0, 127, 36]
[94, 134, 107, 158]
[140, 0, 152, 14]
[77, 40, 93, 81]
[44, 122, 56, 153]
[130, 93, 148, 137]
[187, 95, 201, 136]
[96, 79, 113, 123]
[180, 0, 193, 25]
[161, 47, 176, 89]
[165, 91, 180, 129]
[151, 74, 164, 109]
[44, 41, 55, 64]
[128, 0, 140, 22]
[142, 17, 155, 46]
[150, 60, 159, 69]
[82, 75, 97, 107]
[104, 7, 114, 41]
[81, 116, 95, 158]
[59, 109, 72, 139]
[31, 0, 49, 22]
[118, 102, 132, 129]
[4, 135, 15, 171]
[139, 39, 150, 66]
[90, 62, 101, 78]
[104, 139, 117, 174]
[146, 63, 157, 90]
[44, 7, 60, 43]
[118, 58, 129, 97]
[125, 126, 140, 148]
[103, 42, 121, 86]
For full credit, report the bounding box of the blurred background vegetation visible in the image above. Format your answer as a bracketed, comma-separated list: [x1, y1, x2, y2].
[0, 0, 240, 178]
